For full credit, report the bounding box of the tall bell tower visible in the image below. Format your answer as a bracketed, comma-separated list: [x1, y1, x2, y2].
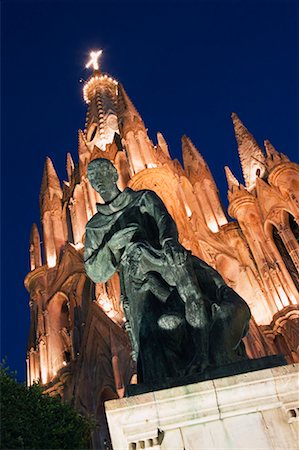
[83, 51, 119, 152]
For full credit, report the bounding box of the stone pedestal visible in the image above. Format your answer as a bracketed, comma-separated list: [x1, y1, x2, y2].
[105, 364, 299, 450]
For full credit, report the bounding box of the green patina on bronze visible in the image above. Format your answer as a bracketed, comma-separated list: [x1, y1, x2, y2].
[84, 158, 251, 384]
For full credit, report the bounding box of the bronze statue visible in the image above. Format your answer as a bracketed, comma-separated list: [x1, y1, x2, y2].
[84, 158, 251, 383]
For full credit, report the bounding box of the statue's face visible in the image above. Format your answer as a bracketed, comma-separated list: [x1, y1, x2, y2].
[88, 159, 119, 202]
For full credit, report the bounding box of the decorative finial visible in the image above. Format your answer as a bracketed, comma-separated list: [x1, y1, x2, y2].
[85, 50, 103, 71]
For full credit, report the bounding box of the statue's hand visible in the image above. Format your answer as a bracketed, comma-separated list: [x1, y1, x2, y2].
[163, 239, 187, 267]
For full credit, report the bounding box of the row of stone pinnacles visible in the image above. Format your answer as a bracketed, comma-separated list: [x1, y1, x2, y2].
[25, 64, 299, 448]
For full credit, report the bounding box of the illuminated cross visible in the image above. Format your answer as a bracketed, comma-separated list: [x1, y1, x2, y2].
[85, 50, 103, 71]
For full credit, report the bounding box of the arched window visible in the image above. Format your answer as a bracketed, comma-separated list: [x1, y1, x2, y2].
[48, 293, 72, 374]
[272, 225, 299, 291]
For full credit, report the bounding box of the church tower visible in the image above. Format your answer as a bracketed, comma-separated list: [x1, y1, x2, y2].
[25, 52, 299, 448]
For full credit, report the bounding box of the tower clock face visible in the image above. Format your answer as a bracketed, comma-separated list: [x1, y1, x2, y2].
[106, 114, 119, 132]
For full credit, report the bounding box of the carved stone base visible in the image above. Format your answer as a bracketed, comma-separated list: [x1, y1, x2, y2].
[105, 363, 299, 450]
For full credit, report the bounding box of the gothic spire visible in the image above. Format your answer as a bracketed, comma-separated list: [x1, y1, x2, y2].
[83, 52, 119, 152]
[40, 157, 62, 201]
[231, 113, 266, 189]
[224, 166, 240, 191]
[182, 135, 227, 230]
[66, 152, 74, 181]
[264, 139, 279, 157]
[264, 139, 289, 170]
[182, 134, 206, 165]
[78, 129, 89, 156]
[182, 135, 206, 168]
[157, 132, 170, 158]
[117, 84, 145, 135]
[29, 223, 42, 270]
[30, 223, 40, 243]
[264, 139, 290, 161]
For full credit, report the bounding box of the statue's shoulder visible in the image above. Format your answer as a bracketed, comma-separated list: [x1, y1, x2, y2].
[136, 188, 161, 201]
[86, 212, 102, 230]
[124, 187, 158, 202]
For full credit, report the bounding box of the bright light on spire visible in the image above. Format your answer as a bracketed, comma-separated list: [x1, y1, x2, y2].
[85, 50, 103, 71]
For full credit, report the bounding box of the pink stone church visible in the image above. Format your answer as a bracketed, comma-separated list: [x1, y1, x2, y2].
[25, 53, 299, 448]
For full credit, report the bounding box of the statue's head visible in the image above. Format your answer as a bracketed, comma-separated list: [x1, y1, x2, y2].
[88, 158, 119, 202]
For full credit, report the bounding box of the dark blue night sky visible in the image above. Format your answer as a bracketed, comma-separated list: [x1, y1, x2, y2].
[2, 0, 298, 381]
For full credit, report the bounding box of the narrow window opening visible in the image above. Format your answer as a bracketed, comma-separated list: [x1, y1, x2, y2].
[66, 205, 74, 243]
[273, 225, 299, 291]
[88, 124, 98, 142]
[289, 214, 299, 243]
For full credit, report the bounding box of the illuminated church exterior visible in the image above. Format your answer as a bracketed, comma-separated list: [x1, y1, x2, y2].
[25, 54, 299, 447]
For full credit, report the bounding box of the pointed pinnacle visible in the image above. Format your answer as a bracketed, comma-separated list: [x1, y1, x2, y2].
[66, 153, 74, 180]
[78, 129, 89, 155]
[40, 157, 61, 198]
[231, 112, 252, 147]
[157, 132, 170, 157]
[181, 135, 206, 169]
[225, 166, 240, 191]
[118, 83, 141, 115]
[264, 140, 279, 157]
[264, 139, 290, 165]
[231, 113, 264, 156]
[29, 223, 42, 269]
[172, 159, 185, 177]
[231, 112, 265, 188]
[117, 83, 144, 133]
[30, 223, 40, 243]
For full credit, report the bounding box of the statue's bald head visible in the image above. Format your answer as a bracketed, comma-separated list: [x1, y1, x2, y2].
[88, 158, 120, 202]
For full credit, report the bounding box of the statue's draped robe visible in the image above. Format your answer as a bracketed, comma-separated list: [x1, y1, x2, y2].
[84, 188, 250, 383]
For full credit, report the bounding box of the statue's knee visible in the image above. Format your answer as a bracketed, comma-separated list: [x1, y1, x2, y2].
[221, 287, 251, 319]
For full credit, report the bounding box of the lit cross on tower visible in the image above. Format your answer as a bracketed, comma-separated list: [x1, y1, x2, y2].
[85, 50, 103, 71]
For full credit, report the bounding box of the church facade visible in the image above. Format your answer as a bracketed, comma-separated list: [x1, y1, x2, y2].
[25, 57, 299, 447]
